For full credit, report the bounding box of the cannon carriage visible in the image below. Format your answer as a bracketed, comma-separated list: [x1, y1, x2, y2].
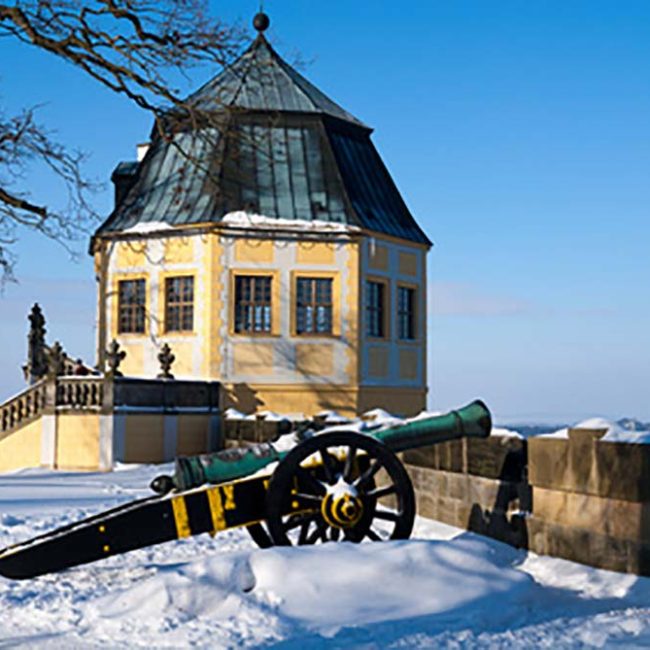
[0, 400, 491, 580]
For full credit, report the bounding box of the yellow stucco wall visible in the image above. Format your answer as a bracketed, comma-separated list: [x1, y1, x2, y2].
[368, 243, 389, 270]
[399, 349, 419, 380]
[296, 242, 335, 265]
[176, 415, 210, 456]
[115, 241, 147, 269]
[124, 414, 164, 463]
[119, 342, 145, 376]
[0, 419, 42, 472]
[235, 239, 274, 263]
[358, 387, 426, 417]
[399, 251, 418, 276]
[164, 237, 195, 264]
[96, 226, 427, 419]
[222, 383, 358, 418]
[295, 344, 334, 377]
[368, 347, 389, 378]
[56, 414, 100, 470]
[232, 343, 275, 376]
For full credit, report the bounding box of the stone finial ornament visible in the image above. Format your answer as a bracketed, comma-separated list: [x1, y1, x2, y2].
[46, 341, 65, 378]
[157, 343, 175, 379]
[105, 339, 126, 378]
[26, 303, 48, 382]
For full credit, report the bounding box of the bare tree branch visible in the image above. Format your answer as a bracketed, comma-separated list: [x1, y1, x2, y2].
[0, 0, 245, 281]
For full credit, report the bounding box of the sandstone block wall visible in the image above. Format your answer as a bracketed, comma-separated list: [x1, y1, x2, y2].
[527, 428, 650, 575]
[403, 435, 529, 547]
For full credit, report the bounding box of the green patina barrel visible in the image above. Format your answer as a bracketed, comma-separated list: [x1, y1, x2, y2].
[174, 399, 491, 491]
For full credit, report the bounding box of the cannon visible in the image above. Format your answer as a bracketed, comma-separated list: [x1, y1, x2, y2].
[0, 400, 491, 580]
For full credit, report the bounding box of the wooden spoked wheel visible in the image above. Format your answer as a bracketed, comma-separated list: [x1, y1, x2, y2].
[262, 431, 415, 546]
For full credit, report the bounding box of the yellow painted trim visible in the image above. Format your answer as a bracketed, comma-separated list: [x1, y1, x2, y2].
[110, 272, 150, 339]
[221, 484, 236, 510]
[157, 270, 197, 335]
[171, 496, 192, 538]
[289, 270, 341, 338]
[207, 486, 227, 532]
[364, 274, 391, 341]
[208, 233, 224, 378]
[344, 241, 360, 387]
[228, 269, 281, 337]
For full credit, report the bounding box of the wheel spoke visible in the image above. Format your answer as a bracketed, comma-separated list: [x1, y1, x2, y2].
[355, 458, 383, 490]
[366, 484, 396, 500]
[295, 492, 323, 503]
[306, 518, 328, 544]
[366, 528, 382, 542]
[343, 446, 357, 481]
[295, 466, 326, 495]
[319, 449, 338, 484]
[374, 509, 399, 522]
[298, 520, 311, 545]
[283, 512, 317, 532]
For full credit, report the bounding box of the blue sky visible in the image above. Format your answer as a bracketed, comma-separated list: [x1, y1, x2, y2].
[0, 1, 648, 423]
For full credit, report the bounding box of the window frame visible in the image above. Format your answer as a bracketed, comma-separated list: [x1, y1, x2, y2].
[230, 270, 280, 337]
[291, 272, 339, 338]
[365, 276, 390, 340]
[397, 283, 418, 341]
[164, 274, 195, 334]
[116, 277, 147, 335]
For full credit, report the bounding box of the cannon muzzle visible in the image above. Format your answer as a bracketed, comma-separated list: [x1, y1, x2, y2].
[373, 399, 491, 453]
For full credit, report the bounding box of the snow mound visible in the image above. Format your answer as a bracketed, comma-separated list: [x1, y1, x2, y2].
[78, 537, 532, 642]
[2, 465, 650, 647]
[249, 538, 531, 636]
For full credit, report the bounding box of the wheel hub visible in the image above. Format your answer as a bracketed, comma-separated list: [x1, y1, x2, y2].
[321, 481, 364, 529]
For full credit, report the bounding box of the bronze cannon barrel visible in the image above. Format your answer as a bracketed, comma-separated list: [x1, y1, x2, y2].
[173, 400, 491, 491]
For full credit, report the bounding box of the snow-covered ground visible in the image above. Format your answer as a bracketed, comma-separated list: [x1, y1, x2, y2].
[1, 465, 649, 648]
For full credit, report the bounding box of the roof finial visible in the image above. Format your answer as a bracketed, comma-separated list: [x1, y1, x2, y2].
[253, 9, 270, 33]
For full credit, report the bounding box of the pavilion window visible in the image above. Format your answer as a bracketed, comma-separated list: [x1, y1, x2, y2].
[165, 276, 194, 332]
[296, 277, 333, 335]
[366, 280, 386, 338]
[234, 275, 272, 333]
[117, 279, 146, 334]
[397, 286, 416, 340]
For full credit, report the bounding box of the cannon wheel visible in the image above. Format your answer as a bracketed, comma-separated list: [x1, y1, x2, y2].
[263, 431, 415, 546]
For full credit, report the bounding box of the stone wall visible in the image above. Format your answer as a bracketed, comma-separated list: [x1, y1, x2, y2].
[527, 428, 650, 575]
[403, 435, 529, 548]
[404, 428, 650, 577]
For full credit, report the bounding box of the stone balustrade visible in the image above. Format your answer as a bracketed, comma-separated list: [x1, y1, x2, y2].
[55, 377, 104, 410]
[0, 380, 48, 439]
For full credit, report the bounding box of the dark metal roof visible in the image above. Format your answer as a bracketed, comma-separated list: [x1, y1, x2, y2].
[94, 36, 431, 246]
[187, 36, 367, 128]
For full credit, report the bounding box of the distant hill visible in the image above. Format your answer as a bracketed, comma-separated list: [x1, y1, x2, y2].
[496, 424, 567, 438]
[496, 418, 650, 438]
[617, 417, 650, 432]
